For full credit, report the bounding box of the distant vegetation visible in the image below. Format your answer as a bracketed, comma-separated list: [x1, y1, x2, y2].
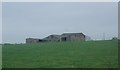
[3, 40, 118, 68]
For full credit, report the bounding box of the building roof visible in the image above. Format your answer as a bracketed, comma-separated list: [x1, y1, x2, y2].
[62, 33, 85, 36]
[26, 38, 40, 40]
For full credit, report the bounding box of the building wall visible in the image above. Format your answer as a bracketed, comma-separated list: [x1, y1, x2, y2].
[44, 35, 60, 42]
[61, 33, 85, 42]
[26, 38, 40, 44]
[70, 35, 85, 41]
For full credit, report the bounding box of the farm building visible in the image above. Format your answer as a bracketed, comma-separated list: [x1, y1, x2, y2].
[26, 38, 46, 44]
[26, 33, 87, 44]
[60, 33, 85, 41]
[43, 35, 61, 42]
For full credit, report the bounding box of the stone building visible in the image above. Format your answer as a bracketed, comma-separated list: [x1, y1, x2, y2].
[43, 35, 61, 42]
[60, 33, 85, 41]
[26, 33, 86, 44]
[26, 38, 46, 44]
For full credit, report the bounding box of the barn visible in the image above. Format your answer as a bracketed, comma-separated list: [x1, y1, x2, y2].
[60, 33, 85, 42]
[26, 33, 86, 44]
[26, 38, 46, 44]
[43, 35, 61, 42]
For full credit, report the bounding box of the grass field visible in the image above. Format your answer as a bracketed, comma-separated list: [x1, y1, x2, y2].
[2, 40, 118, 68]
[0, 45, 2, 69]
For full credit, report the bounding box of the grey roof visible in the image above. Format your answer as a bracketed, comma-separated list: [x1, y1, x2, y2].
[62, 33, 85, 36]
[26, 38, 40, 40]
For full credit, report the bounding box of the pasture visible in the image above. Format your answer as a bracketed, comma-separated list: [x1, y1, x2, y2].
[2, 40, 118, 68]
[0, 45, 2, 69]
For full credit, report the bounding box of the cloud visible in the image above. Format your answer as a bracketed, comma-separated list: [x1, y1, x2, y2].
[2, 0, 119, 2]
[0, 2, 2, 43]
[2, 2, 118, 43]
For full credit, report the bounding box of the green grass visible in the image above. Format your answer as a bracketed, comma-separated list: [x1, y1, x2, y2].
[2, 40, 118, 68]
[0, 45, 2, 69]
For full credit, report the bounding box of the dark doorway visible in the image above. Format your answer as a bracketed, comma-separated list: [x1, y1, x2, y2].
[38, 39, 43, 42]
[38, 39, 46, 42]
[61, 37, 67, 41]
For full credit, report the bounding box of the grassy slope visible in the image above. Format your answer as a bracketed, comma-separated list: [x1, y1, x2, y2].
[2, 40, 118, 68]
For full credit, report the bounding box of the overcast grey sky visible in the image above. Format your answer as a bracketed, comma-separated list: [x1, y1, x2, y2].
[2, 0, 119, 2]
[2, 2, 118, 43]
[0, 2, 2, 43]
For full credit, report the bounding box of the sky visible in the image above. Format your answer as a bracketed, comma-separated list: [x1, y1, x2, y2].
[0, 2, 2, 44]
[1, 0, 119, 2]
[2, 2, 118, 43]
